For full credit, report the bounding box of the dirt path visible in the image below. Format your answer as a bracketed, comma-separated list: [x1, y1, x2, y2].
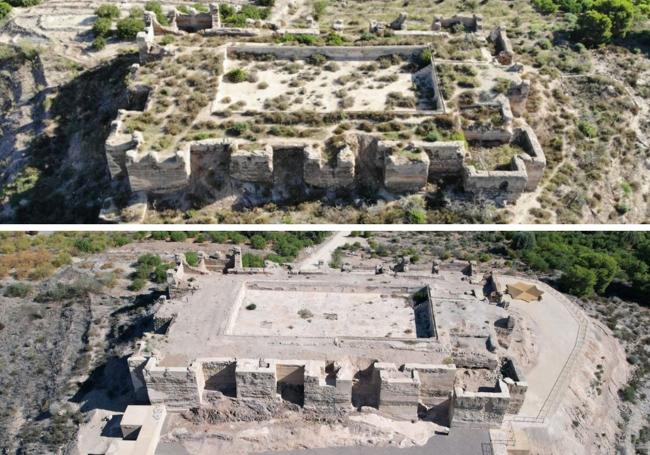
[499, 277, 582, 418]
[297, 231, 350, 271]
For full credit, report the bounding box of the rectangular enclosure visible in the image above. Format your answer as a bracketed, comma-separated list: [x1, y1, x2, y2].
[231, 289, 417, 338]
[214, 45, 441, 114]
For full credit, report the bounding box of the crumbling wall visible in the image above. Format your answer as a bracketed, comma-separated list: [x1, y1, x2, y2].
[433, 14, 482, 32]
[376, 363, 421, 419]
[382, 145, 430, 193]
[451, 380, 510, 428]
[143, 357, 203, 410]
[514, 126, 546, 191]
[228, 44, 427, 61]
[421, 141, 465, 178]
[128, 355, 150, 402]
[125, 149, 191, 194]
[413, 286, 437, 339]
[404, 363, 456, 406]
[304, 361, 353, 409]
[105, 111, 142, 179]
[489, 26, 514, 65]
[229, 145, 274, 183]
[235, 359, 276, 400]
[462, 156, 528, 202]
[200, 358, 237, 396]
[303, 145, 355, 189]
[502, 359, 527, 414]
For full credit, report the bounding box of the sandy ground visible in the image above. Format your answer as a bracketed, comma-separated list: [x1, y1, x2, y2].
[234, 289, 415, 338]
[499, 276, 581, 417]
[215, 58, 428, 113]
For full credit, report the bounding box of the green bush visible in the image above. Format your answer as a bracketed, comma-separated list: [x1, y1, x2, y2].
[325, 33, 345, 46]
[145, 1, 168, 25]
[419, 48, 433, 69]
[92, 17, 112, 37]
[407, 208, 427, 224]
[35, 277, 102, 302]
[225, 68, 248, 83]
[3, 282, 32, 298]
[226, 122, 250, 136]
[169, 231, 188, 242]
[116, 16, 145, 40]
[92, 36, 107, 51]
[577, 119, 598, 137]
[532, 0, 560, 14]
[151, 231, 169, 241]
[128, 278, 146, 291]
[242, 253, 265, 268]
[95, 4, 120, 19]
[6, 0, 41, 6]
[250, 234, 267, 250]
[312, 0, 327, 19]
[0, 2, 12, 20]
[575, 10, 612, 46]
[185, 251, 199, 267]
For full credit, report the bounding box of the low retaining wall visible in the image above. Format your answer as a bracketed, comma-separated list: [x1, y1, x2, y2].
[227, 44, 428, 61]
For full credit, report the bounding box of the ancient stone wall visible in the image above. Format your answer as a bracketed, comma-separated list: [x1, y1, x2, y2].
[413, 285, 437, 338]
[376, 363, 421, 419]
[235, 359, 277, 400]
[143, 357, 204, 410]
[404, 363, 456, 406]
[514, 126, 546, 191]
[229, 146, 274, 183]
[303, 145, 355, 189]
[489, 26, 514, 65]
[227, 44, 428, 61]
[105, 111, 141, 180]
[450, 380, 510, 428]
[382, 146, 430, 193]
[200, 357, 237, 396]
[304, 361, 353, 409]
[433, 14, 482, 32]
[461, 157, 528, 203]
[502, 358, 527, 414]
[125, 149, 191, 194]
[421, 141, 466, 178]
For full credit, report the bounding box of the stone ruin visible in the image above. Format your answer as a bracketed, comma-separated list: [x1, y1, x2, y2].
[104, 10, 544, 220]
[124, 255, 532, 434]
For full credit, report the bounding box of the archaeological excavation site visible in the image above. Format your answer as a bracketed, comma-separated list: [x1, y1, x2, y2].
[83, 239, 608, 455]
[99, 1, 546, 224]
